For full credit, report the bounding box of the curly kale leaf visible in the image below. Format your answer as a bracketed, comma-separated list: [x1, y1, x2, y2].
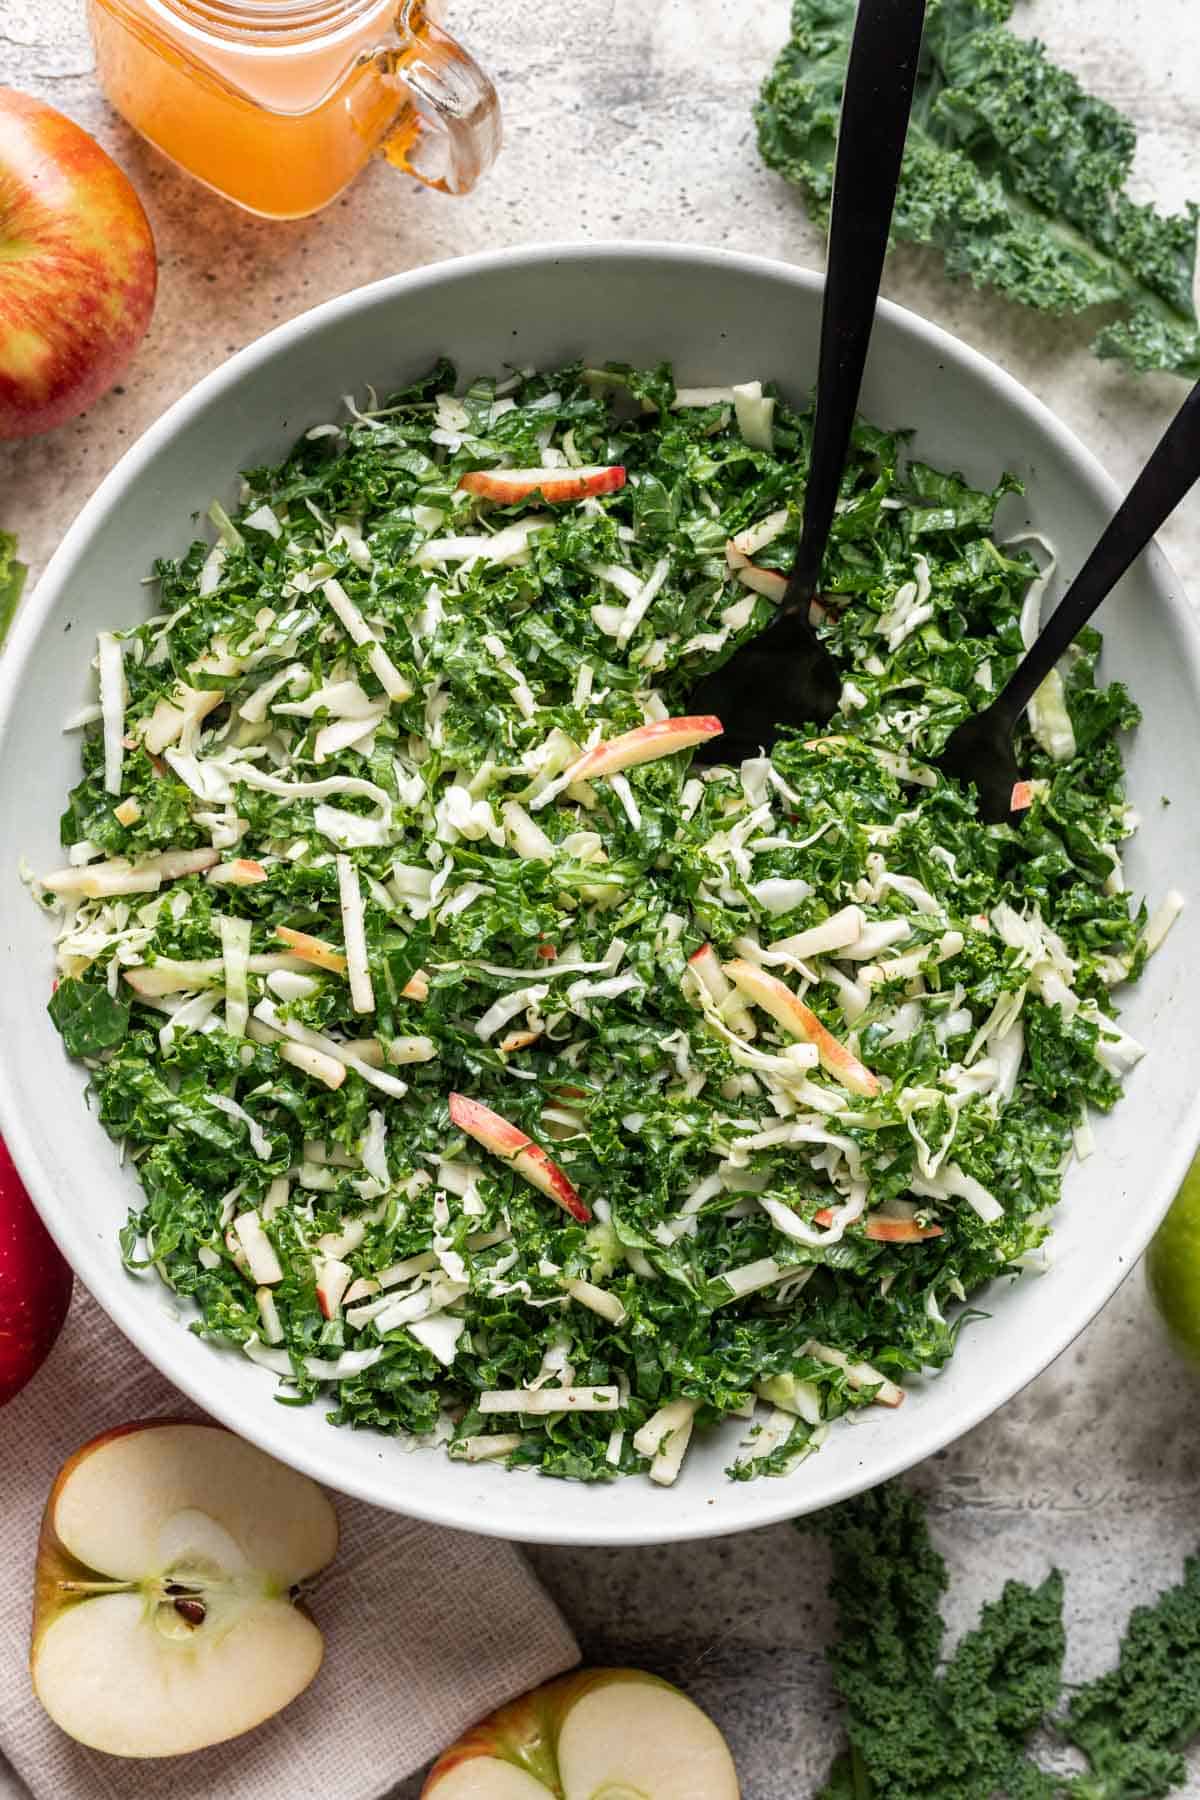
[0, 530, 26, 646]
[1062, 1551, 1200, 1799]
[756, 0, 1200, 379]
[47, 974, 131, 1058]
[807, 1482, 1065, 1798]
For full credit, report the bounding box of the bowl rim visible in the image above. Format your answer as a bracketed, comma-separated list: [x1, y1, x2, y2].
[4, 238, 1199, 1545]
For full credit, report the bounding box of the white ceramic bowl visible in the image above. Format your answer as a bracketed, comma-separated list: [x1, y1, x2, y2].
[2, 243, 1198, 1545]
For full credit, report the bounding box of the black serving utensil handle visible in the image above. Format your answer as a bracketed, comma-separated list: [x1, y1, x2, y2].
[993, 377, 1200, 731]
[781, 0, 927, 620]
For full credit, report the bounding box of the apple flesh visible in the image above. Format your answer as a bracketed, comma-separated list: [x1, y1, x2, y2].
[733, 561, 788, 603]
[458, 466, 625, 504]
[449, 1093, 590, 1223]
[31, 1421, 338, 1756]
[0, 89, 156, 438]
[0, 1137, 72, 1407]
[274, 924, 348, 972]
[422, 1667, 740, 1798]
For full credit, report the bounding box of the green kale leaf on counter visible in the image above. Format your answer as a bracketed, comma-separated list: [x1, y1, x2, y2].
[808, 1482, 1200, 1798]
[0, 530, 27, 646]
[756, 0, 1200, 380]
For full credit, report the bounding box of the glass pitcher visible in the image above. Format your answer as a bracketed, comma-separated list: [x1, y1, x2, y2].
[87, 0, 501, 219]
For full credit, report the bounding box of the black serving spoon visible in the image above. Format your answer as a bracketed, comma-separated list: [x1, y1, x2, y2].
[690, 0, 927, 763]
[936, 376, 1200, 823]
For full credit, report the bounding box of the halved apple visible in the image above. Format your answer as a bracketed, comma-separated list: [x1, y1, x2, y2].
[458, 466, 625, 504]
[448, 1093, 589, 1223]
[31, 1421, 338, 1756]
[422, 1667, 739, 1798]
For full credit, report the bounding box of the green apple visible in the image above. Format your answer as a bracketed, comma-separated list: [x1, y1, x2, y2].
[421, 1667, 740, 1798]
[31, 1421, 337, 1755]
[1146, 1151, 1200, 1362]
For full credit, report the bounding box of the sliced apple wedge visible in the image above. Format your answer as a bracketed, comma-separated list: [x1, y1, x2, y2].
[31, 1421, 338, 1757]
[861, 1216, 943, 1243]
[458, 466, 625, 504]
[422, 1668, 739, 1798]
[723, 958, 880, 1098]
[734, 561, 788, 603]
[686, 942, 757, 1039]
[813, 1207, 942, 1242]
[448, 1093, 589, 1223]
[565, 716, 723, 784]
[207, 857, 269, 887]
[274, 924, 347, 973]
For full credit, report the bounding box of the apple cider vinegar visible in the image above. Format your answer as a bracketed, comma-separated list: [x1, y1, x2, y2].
[86, 0, 500, 218]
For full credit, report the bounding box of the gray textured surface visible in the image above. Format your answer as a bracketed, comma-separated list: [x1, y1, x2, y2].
[3, 2, 1200, 1796]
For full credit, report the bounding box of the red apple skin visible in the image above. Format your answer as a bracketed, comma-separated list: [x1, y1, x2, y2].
[0, 89, 157, 438]
[0, 1137, 73, 1407]
[422, 1669, 686, 1795]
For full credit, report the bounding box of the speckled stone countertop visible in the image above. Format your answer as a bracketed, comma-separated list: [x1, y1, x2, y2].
[4, 2, 1200, 1795]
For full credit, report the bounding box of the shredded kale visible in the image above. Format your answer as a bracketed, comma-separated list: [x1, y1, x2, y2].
[35, 361, 1155, 1486]
[809, 1484, 1200, 1798]
[756, 0, 1200, 379]
[1063, 1553, 1200, 1798]
[47, 973, 130, 1058]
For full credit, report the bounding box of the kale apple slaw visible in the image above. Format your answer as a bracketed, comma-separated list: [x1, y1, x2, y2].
[33, 360, 1180, 1487]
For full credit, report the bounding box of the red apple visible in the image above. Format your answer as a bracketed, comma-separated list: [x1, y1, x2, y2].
[448, 1093, 590, 1223]
[422, 1667, 740, 1798]
[0, 1137, 72, 1407]
[0, 89, 156, 438]
[458, 466, 626, 504]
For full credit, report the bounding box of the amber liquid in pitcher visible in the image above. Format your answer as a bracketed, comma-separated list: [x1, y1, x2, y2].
[88, 0, 428, 219]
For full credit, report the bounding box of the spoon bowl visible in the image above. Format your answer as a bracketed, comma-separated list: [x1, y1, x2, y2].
[689, 608, 840, 764]
[934, 700, 1023, 824]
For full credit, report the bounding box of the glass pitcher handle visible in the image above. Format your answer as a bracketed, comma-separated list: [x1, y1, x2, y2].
[376, 0, 502, 196]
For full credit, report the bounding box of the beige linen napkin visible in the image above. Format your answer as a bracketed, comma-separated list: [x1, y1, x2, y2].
[0, 1285, 579, 1800]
